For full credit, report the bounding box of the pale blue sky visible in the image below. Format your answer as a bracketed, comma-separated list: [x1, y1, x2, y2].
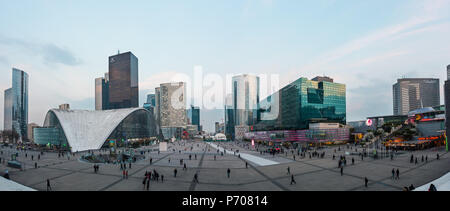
[1, 0, 450, 132]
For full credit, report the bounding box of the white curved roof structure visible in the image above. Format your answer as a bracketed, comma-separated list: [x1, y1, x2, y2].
[44, 108, 147, 152]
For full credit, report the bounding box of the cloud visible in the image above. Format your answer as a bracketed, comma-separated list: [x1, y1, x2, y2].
[0, 55, 9, 65]
[42, 44, 82, 66]
[0, 35, 82, 67]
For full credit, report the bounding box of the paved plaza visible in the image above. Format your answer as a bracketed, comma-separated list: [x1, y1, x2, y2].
[0, 141, 449, 191]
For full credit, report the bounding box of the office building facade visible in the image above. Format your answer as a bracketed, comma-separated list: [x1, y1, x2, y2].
[108, 52, 138, 109]
[4, 68, 29, 139]
[27, 123, 40, 143]
[445, 65, 450, 147]
[156, 82, 187, 139]
[254, 76, 346, 131]
[232, 74, 260, 126]
[95, 73, 109, 110]
[187, 105, 200, 131]
[3, 88, 12, 131]
[393, 78, 440, 115]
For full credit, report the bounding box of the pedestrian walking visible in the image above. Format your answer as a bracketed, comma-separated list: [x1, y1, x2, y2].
[246, 162, 248, 169]
[193, 173, 199, 183]
[174, 168, 177, 177]
[161, 175, 164, 183]
[391, 168, 395, 179]
[364, 177, 368, 188]
[396, 169, 400, 180]
[290, 175, 296, 185]
[146, 178, 150, 191]
[287, 166, 291, 175]
[340, 167, 343, 176]
[47, 179, 52, 191]
[142, 177, 147, 190]
[227, 168, 231, 178]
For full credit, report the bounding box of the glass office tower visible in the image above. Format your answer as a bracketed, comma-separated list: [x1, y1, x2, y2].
[188, 105, 200, 131]
[255, 77, 346, 131]
[232, 74, 260, 126]
[146, 94, 156, 107]
[3, 88, 13, 130]
[11, 68, 29, 139]
[108, 52, 139, 109]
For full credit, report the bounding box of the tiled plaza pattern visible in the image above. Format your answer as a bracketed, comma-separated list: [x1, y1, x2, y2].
[0, 141, 448, 191]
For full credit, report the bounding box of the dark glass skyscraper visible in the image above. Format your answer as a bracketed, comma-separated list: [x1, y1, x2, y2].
[108, 52, 138, 109]
[188, 105, 200, 131]
[4, 68, 29, 139]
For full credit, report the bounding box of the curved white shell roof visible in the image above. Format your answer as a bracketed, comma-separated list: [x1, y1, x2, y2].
[45, 108, 146, 152]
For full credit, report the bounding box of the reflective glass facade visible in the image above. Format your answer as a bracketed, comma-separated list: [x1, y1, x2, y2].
[232, 75, 259, 126]
[3, 88, 12, 130]
[255, 77, 346, 131]
[10, 68, 28, 139]
[42, 108, 155, 149]
[108, 52, 139, 109]
[146, 94, 156, 107]
[34, 127, 68, 147]
[106, 109, 153, 141]
[188, 105, 200, 131]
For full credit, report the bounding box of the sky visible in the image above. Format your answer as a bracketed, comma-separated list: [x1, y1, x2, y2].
[0, 0, 450, 132]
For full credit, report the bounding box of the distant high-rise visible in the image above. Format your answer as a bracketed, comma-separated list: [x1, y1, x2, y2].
[95, 73, 109, 110]
[4, 68, 28, 139]
[232, 74, 259, 126]
[187, 105, 200, 131]
[445, 65, 450, 146]
[156, 82, 187, 140]
[27, 123, 40, 143]
[393, 78, 440, 115]
[108, 51, 138, 109]
[158, 82, 187, 128]
[146, 94, 156, 107]
[3, 88, 12, 130]
[59, 104, 70, 110]
[312, 76, 334, 83]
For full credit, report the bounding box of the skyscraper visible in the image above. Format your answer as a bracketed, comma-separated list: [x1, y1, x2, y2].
[146, 94, 156, 107]
[4, 68, 29, 139]
[232, 74, 260, 126]
[95, 73, 109, 110]
[187, 105, 200, 131]
[156, 82, 187, 139]
[393, 78, 440, 115]
[108, 51, 138, 109]
[3, 88, 12, 130]
[444, 65, 450, 150]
